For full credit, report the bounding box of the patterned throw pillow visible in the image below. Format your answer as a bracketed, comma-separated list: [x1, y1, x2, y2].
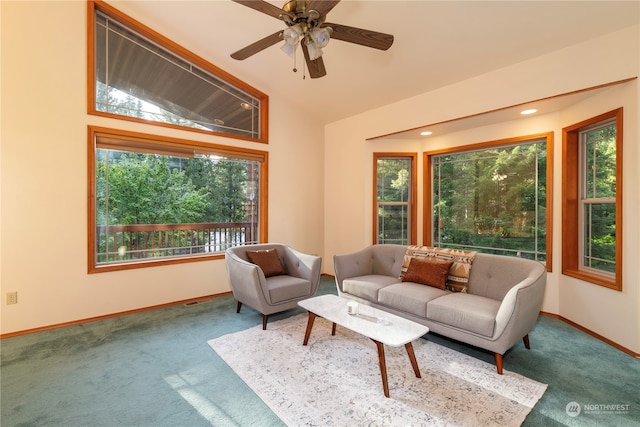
[246, 248, 286, 277]
[401, 256, 454, 290]
[400, 245, 477, 292]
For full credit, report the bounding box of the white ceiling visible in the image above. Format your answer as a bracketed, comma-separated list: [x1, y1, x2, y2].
[108, 1, 639, 125]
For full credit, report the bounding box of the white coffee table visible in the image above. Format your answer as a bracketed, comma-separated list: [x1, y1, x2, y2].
[298, 294, 429, 398]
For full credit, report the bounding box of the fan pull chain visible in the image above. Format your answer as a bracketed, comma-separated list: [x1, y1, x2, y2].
[302, 49, 307, 79]
[292, 47, 298, 74]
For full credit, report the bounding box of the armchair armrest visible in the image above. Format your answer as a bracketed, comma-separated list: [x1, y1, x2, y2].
[225, 250, 270, 309]
[283, 247, 322, 294]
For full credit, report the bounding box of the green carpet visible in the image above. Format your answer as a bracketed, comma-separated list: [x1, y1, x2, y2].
[1, 276, 638, 426]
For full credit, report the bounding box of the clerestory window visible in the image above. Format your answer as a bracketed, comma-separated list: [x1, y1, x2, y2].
[426, 134, 553, 268]
[88, 1, 268, 143]
[562, 109, 622, 290]
[88, 127, 268, 273]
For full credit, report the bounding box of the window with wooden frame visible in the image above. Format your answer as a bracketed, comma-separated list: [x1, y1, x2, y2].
[425, 134, 553, 269]
[88, 1, 268, 143]
[373, 153, 417, 245]
[88, 126, 268, 273]
[562, 108, 622, 290]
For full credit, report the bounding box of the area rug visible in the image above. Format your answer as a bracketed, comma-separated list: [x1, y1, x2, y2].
[207, 315, 547, 427]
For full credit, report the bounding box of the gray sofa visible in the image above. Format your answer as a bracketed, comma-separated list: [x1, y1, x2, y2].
[333, 244, 546, 374]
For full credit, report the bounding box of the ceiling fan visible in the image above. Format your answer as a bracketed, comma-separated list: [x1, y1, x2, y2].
[230, 0, 394, 78]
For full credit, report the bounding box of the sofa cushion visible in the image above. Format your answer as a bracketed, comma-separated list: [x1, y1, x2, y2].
[266, 275, 311, 303]
[343, 275, 399, 302]
[246, 248, 286, 277]
[426, 293, 500, 337]
[379, 283, 450, 318]
[400, 246, 477, 293]
[402, 257, 453, 290]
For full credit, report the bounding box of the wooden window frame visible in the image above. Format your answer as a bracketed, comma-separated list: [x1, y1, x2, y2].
[87, 126, 269, 273]
[373, 153, 418, 245]
[562, 108, 623, 290]
[87, 1, 269, 144]
[424, 133, 553, 271]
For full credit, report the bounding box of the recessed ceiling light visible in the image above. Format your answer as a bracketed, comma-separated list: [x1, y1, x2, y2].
[521, 109, 537, 115]
[240, 102, 252, 110]
[420, 131, 433, 136]
[214, 119, 225, 125]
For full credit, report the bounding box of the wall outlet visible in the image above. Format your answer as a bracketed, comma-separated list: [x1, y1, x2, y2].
[6, 292, 18, 305]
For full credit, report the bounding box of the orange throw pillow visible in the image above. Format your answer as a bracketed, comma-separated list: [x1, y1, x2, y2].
[246, 248, 286, 277]
[401, 257, 453, 290]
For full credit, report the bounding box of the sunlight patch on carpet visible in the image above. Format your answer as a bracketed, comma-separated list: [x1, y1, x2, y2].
[208, 315, 546, 426]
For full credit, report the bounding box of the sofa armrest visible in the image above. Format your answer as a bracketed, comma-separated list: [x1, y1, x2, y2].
[492, 269, 546, 349]
[333, 246, 375, 293]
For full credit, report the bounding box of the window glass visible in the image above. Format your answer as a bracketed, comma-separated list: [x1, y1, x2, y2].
[91, 3, 266, 141]
[375, 156, 415, 245]
[431, 138, 548, 262]
[90, 129, 264, 272]
[580, 120, 617, 275]
[562, 108, 621, 290]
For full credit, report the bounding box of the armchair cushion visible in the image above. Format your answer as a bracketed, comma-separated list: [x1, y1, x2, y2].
[246, 248, 286, 277]
[266, 275, 312, 303]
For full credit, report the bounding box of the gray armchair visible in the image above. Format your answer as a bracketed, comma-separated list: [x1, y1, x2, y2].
[225, 243, 322, 329]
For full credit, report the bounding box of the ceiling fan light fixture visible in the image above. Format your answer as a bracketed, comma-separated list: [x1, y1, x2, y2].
[281, 25, 302, 57]
[282, 25, 301, 45]
[306, 39, 323, 60]
[310, 27, 331, 48]
[281, 42, 297, 57]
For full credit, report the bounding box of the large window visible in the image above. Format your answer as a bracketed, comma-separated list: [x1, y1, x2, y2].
[88, 127, 268, 273]
[426, 134, 552, 267]
[562, 109, 622, 290]
[88, 1, 268, 143]
[374, 154, 417, 245]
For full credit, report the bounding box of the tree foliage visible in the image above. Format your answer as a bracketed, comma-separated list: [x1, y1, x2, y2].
[433, 142, 547, 259]
[96, 152, 210, 225]
[96, 151, 253, 227]
[377, 158, 411, 244]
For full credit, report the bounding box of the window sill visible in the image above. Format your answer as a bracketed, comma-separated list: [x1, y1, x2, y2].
[562, 268, 621, 291]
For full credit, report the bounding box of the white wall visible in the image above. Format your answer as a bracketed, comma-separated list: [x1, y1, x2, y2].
[0, 1, 324, 334]
[324, 25, 640, 353]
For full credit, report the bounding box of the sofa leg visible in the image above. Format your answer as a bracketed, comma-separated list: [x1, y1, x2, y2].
[262, 314, 268, 330]
[523, 334, 531, 349]
[236, 301, 242, 313]
[494, 353, 504, 375]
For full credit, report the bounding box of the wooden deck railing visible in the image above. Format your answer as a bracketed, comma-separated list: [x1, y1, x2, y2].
[96, 222, 255, 263]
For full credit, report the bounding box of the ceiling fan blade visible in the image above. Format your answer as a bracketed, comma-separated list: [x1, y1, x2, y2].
[231, 31, 283, 60]
[301, 43, 327, 79]
[231, 0, 292, 20]
[324, 22, 394, 51]
[306, 0, 341, 17]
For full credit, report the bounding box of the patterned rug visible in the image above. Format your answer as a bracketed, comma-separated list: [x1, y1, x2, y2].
[207, 315, 547, 427]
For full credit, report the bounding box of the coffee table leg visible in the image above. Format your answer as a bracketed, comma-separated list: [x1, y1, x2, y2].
[302, 312, 317, 345]
[372, 339, 390, 398]
[405, 342, 421, 378]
